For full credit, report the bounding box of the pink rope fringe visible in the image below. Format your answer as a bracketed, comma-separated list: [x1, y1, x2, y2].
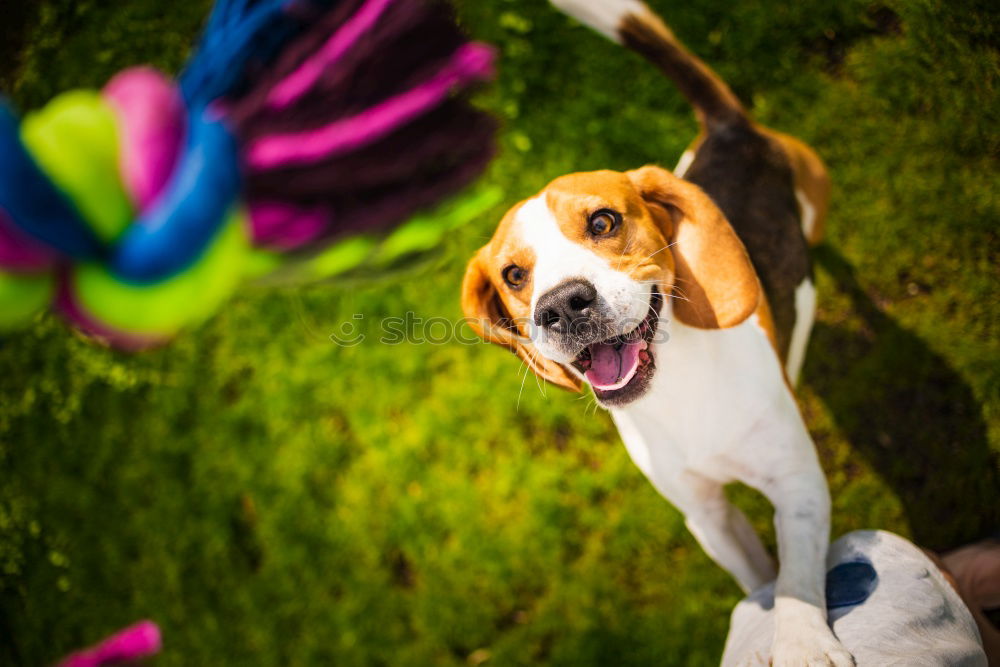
[247, 42, 495, 169]
[266, 0, 397, 111]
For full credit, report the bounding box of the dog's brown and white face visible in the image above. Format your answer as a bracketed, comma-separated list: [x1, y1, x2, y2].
[463, 166, 760, 407]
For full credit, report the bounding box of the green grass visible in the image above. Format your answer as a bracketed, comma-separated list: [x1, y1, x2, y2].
[1, 0, 998, 664]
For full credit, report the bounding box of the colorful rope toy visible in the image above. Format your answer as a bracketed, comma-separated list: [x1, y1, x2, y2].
[0, 0, 498, 349]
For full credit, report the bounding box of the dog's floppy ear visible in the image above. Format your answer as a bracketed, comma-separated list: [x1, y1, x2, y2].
[627, 165, 759, 329]
[462, 249, 582, 392]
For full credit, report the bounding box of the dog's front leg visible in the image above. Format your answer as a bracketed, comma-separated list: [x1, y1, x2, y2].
[762, 464, 854, 667]
[647, 467, 777, 593]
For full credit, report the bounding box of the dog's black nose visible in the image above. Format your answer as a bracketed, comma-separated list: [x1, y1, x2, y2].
[534, 279, 597, 333]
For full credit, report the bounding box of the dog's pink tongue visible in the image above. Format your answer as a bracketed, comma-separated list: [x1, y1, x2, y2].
[585, 339, 645, 391]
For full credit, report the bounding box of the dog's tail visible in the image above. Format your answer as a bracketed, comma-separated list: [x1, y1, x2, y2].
[550, 0, 747, 129]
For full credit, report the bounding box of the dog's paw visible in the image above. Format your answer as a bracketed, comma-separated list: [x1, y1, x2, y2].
[771, 598, 854, 667]
[770, 628, 854, 667]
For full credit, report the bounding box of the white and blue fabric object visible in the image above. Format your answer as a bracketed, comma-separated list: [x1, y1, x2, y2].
[722, 530, 987, 666]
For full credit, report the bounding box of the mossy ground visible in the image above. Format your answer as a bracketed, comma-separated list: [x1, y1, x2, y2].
[1, 1, 997, 664]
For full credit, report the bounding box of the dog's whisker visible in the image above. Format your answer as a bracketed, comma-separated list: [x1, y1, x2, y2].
[671, 283, 695, 304]
[641, 240, 678, 262]
[514, 343, 541, 411]
[672, 274, 698, 286]
[623, 241, 680, 281]
[616, 231, 636, 271]
[521, 344, 549, 400]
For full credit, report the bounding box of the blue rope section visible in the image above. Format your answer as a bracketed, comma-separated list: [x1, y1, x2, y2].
[0, 102, 103, 260]
[110, 112, 242, 284]
[181, 0, 315, 107]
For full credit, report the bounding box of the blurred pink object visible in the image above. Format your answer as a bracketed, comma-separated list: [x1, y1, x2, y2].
[248, 201, 331, 250]
[103, 67, 186, 214]
[57, 620, 161, 667]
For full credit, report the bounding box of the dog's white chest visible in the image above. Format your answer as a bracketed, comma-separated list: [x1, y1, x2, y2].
[609, 315, 790, 486]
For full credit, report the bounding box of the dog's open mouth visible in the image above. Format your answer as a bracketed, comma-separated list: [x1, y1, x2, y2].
[571, 291, 662, 399]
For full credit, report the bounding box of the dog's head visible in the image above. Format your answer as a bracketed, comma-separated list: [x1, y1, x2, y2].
[462, 166, 758, 407]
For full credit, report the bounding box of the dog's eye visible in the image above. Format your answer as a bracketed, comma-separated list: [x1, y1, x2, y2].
[588, 209, 621, 236]
[503, 265, 528, 288]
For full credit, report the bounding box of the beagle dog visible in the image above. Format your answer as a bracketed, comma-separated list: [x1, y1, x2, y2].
[462, 1, 849, 665]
